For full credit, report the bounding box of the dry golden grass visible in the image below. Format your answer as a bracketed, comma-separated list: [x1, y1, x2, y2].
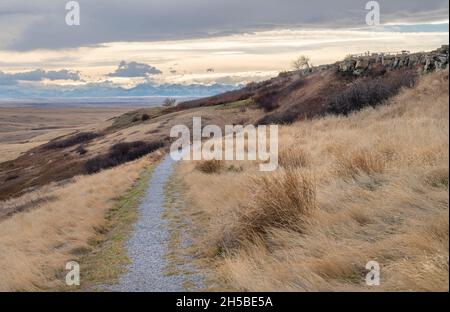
[176, 70, 449, 291]
[0, 142, 44, 163]
[0, 107, 130, 162]
[0, 155, 157, 291]
[238, 170, 315, 239]
[278, 146, 311, 169]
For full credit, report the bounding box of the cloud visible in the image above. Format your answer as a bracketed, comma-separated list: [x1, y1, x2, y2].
[1, 0, 448, 51]
[0, 69, 80, 85]
[107, 61, 162, 77]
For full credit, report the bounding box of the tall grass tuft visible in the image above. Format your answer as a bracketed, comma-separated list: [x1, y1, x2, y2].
[220, 170, 316, 250]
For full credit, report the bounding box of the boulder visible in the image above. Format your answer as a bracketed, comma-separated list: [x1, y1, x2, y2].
[339, 59, 356, 72]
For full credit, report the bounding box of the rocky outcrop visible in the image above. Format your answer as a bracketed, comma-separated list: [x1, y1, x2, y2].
[338, 45, 449, 76]
[179, 46, 448, 111]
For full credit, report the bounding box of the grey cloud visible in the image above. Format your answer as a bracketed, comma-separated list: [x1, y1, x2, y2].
[0, 69, 80, 85]
[0, 0, 448, 51]
[107, 61, 162, 77]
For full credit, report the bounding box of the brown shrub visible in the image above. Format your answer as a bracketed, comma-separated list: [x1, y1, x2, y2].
[328, 70, 417, 115]
[425, 167, 449, 189]
[85, 140, 164, 174]
[44, 132, 100, 149]
[253, 89, 280, 112]
[195, 160, 224, 174]
[75, 145, 88, 155]
[257, 110, 300, 125]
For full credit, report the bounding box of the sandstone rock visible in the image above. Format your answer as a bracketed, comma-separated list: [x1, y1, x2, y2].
[337, 46, 448, 75]
[339, 59, 356, 72]
[353, 58, 370, 75]
[355, 59, 370, 70]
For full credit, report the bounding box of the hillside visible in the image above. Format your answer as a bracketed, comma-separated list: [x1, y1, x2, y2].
[1, 47, 447, 201]
[175, 69, 449, 291]
[0, 48, 448, 291]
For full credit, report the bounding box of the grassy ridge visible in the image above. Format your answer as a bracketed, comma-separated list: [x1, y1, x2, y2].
[176, 70, 449, 291]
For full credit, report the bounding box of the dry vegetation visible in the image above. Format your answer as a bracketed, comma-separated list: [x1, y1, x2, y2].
[0, 155, 158, 291]
[0, 58, 447, 292]
[85, 140, 164, 173]
[175, 70, 449, 291]
[0, 101, 262, 201]
[0, 107, 128, 162]
[0, 95, 259, 290]
[195, 159, 224, 174]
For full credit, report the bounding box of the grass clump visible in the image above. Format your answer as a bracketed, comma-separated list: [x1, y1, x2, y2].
[279, 146, 311, 169]
[220, 170, 316, 250]
[335, 148, 386, 177]
[425, 167, 449, 189]
[246, 170, 316, 231]
[195, 160, 224, 174]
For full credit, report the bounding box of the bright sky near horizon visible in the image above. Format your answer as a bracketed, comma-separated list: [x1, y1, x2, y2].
[0, 0, 448, 97]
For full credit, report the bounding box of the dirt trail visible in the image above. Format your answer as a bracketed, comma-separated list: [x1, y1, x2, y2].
[109, 153, 202, 292]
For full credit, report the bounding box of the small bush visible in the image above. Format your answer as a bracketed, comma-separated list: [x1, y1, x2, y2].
[85, 140, 164, 174]
[425, 167, 449, 189]
[163, 98, 177, 107]
[227, 164, 244, 173]
[75, 145, 88, 155]
[257, 108, 302, 125]
[328, 70, 417, 115]
[195, 160, 224, 174]
[141, 114, 150, 121]
[44, 132, 100, 149]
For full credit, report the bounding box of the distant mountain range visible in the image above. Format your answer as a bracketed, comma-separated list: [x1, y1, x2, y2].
[0, 81, 241, 99]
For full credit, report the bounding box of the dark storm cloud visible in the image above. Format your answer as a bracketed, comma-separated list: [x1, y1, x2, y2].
[0, 69, 80, 85]
[0, 0, 448, 51]
[107, 61, 162, 77]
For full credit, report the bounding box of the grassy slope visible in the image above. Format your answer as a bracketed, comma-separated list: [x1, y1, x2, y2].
[0, 155, 159, 291]
[175, 70, 449, 291]
[0, 95, 259, 290]
[0, 101, 262, 201]
[0, 64, 447, 291]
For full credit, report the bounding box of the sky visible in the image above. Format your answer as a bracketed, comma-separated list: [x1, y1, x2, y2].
[0, 0, 448, 98]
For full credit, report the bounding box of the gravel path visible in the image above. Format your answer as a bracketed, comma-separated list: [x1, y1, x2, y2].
[109, 154, 197, 292]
